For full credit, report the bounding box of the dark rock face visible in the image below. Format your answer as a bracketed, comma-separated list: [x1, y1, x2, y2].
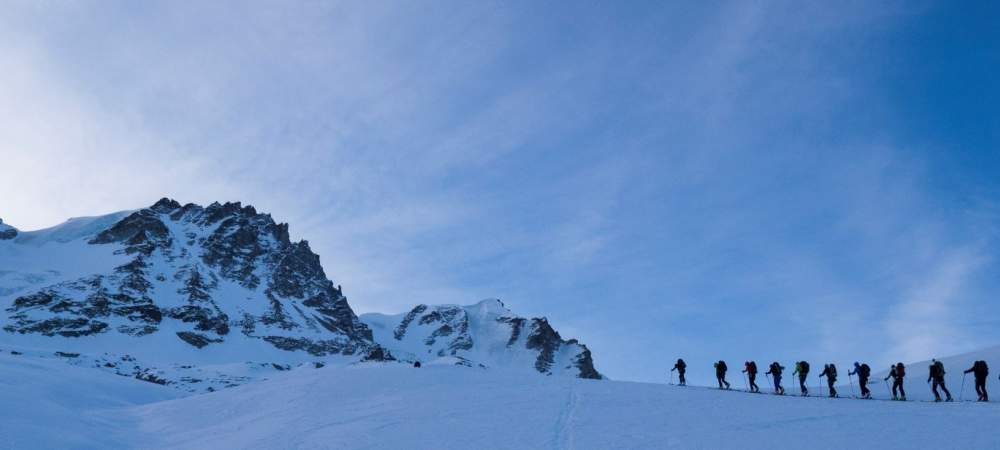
[0, 219, 16, 240]
[394, 304, 427, 340]
[4, 198, 375, 356]
[526, 318, 562, 374]
[176, 331, 224, 348]
[361, 346, 396, 362]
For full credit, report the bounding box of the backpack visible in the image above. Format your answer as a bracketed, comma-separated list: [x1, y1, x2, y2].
[860, 363, 870, 377]
[934, 361, 945, 376]
[897, 363, 906, 377]
[748, 362, 757, 374]
[829, 364, 837, 376]
[719, 361, 727, 371]
[975, 360, 988, 377]
[801, 361, 810, 373]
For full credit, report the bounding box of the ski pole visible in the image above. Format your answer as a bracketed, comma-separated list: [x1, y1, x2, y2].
[849, 373, 856, 399]
[743, 372, 749, 392]
[960, 373, 966, 401]
[670, 370, 674, 386]
[884, 379, 891, 399]
[765, 373, 772, 393]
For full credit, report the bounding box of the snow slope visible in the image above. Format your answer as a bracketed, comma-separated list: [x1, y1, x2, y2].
[4, 351, 997, 450]
[0, 351, 180, 449]
[859, 345, 1000, 401]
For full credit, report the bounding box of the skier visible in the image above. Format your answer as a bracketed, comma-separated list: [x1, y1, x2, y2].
[849, 362, 872, 399]
[818, 364, 838, 398]
[792, 361, 810, 396]
[963, 360, 989, 401]
[766, 361, 785, 395]
[885, 362, 906, 401]
[927, 359, 952, 402]
[743, 361, 759, 393]
[671, 358, 687, 386]
[714, 360, 731, 390]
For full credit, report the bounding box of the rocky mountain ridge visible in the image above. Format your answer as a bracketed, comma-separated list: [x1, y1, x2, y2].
[362, 299, 602, 379]
[3, 198, 374, 357]
[0, 199, 602, 390]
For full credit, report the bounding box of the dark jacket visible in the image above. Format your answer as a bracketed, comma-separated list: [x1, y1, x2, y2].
[849, 363, 871, 379]
[885, 364, 905, 381]
[928, 361, 946, 382]
[964, 361, 988, 379]
[819, 365, 837, 381]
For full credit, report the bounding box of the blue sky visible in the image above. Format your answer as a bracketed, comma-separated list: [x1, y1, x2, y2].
[1, 1, 998, 383]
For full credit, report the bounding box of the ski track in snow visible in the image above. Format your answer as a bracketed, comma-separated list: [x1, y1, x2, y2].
[553, 385, 579, 450]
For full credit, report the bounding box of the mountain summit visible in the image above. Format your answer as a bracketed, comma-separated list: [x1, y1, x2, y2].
[2, 198, 373, 356]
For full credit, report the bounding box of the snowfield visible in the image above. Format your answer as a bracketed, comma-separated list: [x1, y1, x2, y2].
[3, 351, 998, 450]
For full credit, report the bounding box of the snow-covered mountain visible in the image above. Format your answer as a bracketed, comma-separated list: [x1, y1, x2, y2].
[361, 299, 602, 379]
[0, 199, 603, 390]
[2, 199, 372, 353]
[0, 199, 387, 390]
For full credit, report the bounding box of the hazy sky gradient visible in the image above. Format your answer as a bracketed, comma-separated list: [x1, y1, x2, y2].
[1, 1, 998, 382]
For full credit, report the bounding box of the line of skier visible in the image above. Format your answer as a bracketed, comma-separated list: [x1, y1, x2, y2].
[670, 358, 993, 402]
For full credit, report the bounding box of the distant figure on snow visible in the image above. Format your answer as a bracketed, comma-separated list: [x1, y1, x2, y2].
[927, 359, 952, 402]
[743, 361, 759, 393]
[792, 361, 810, 396]
[671, 358, 687, 386]
[766, 362, 785, 395]
[885, 362, 906, 401]
[818, 364, 838, 398]
[964, 360, 989, 402]
[413, 361, 422, 368]
[714, 360, 731, 390]
[849, 362, 872, 399]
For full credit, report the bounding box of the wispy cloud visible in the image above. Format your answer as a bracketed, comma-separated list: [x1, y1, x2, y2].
[1, 1, 997, 382]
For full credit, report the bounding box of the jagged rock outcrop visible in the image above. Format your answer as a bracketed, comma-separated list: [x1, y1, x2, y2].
[3, 198, 374, 356]
[0, 219, 16, 240]
[362, 299, 603, 379]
